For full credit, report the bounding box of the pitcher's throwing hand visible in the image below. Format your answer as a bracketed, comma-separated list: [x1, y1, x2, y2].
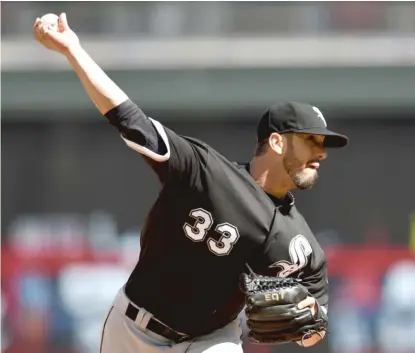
[33, 13, 79, 54]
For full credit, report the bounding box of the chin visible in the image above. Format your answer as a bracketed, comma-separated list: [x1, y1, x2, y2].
[292, 170, 318, 190]
[296, 182, 316, 190]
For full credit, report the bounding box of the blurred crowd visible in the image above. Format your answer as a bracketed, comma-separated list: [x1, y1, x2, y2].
[2, 212, 415, 353]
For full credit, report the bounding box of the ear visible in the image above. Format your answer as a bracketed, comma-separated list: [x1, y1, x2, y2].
[268, 133, 284, 155]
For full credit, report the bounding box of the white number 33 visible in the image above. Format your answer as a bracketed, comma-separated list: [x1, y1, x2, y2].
[183, 208, 240, 256]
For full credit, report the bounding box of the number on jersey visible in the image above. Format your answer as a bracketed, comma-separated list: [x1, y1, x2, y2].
[183, 208, 240, 256]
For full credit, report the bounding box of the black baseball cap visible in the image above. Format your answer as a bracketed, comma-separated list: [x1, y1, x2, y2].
[257, 102, 348, 148]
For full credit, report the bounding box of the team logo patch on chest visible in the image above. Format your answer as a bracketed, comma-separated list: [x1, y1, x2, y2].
[269, 235, 313, 278]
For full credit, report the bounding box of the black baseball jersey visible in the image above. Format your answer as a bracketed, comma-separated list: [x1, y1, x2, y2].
[106, 100, 328, 337]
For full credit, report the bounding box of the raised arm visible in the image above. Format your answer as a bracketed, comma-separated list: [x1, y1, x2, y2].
[33, 13, 207, 184]
[34, 13, 127, 114]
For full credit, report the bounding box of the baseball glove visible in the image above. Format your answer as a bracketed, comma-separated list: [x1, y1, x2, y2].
[239, 272, 328, 345]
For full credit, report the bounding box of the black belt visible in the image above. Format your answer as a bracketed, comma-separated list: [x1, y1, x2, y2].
[125, 303, 190, 343]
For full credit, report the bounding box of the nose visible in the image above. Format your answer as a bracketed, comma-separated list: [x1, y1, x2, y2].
[317, 147, 327, 161]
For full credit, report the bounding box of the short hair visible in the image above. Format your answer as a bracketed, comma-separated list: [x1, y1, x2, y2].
[255, 138, 269, 156]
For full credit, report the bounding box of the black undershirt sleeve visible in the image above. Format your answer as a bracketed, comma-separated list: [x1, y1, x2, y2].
[105, 99, 167, 155]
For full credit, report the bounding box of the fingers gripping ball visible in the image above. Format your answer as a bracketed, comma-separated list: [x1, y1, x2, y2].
[239, 272, 328, 345]
[34, 12, 79, 54]
[40, 13, 59, 31]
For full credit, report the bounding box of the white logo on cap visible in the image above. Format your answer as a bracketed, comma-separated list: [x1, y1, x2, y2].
[312, 106, 327, 127]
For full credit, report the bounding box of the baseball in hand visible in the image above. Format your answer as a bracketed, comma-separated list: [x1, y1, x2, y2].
[40, 13, 59, 30]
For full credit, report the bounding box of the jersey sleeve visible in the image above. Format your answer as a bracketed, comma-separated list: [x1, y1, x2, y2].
[105, 99, 206, 184]
[300, 259, 329, 311]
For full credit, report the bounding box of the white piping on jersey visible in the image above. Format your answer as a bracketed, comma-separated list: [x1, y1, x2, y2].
[275, 191, 295, 210]
[120, 117, 171, 162]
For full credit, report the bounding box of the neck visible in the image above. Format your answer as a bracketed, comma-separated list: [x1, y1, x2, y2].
[249, 156, 293, 199]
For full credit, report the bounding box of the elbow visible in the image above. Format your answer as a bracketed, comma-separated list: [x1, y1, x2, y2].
[104, 99, 144, 129]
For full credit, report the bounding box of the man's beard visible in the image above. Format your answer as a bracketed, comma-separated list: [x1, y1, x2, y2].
[283, 156, 319, 190]
[291, 170, 318, 189]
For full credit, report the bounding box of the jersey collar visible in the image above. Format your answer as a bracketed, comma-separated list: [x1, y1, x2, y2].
[266, 191, 295, 213]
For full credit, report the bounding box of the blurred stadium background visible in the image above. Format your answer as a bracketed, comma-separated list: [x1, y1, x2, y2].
[2, 1, 415, 353]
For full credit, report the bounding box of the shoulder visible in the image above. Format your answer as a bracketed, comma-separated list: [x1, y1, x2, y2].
[180, 135, 249, 178]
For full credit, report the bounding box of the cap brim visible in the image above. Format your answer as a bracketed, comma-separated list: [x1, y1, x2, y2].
[299, 127, 349, 148]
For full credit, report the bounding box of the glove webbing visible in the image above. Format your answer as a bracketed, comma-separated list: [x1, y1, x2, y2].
[244, 263, 328, 346]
